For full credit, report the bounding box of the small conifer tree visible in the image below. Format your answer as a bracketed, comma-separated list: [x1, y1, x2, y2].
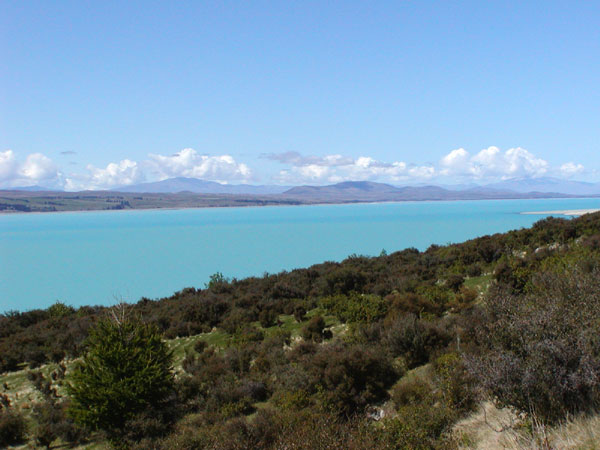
[67, 307, 174, 443]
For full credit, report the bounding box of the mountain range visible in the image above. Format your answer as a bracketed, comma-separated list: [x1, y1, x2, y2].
[483, 177, 600, 196]
[280, 181, 572, 202]
[113, 176, 600, 198]
[5, 177, 600, 205]
[109, 176, 600, 202]
[116, 177, 290, 195]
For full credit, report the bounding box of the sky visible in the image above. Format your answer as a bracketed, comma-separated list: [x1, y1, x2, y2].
[1, 0, 599, 190]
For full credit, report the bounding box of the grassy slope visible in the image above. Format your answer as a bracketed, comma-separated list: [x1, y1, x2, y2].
[1, 311, 342, 448]
[453, 403, 600, 450]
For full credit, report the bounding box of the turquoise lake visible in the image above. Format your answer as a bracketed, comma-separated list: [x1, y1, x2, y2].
[2, 198, 600, 312]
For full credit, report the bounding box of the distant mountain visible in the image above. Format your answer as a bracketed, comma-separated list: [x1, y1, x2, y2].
[282, 180, 571, 202]
[116, 177, 290, 195]
[484, 177, 600, 196]
[108, 176, 600, 198]
[10, 185, 53, 192]
[284, 181, 400, 198]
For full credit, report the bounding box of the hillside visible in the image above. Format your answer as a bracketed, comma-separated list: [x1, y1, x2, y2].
[117, 177, 290, 195]
[2, 213, 600, 448]
[485, 176, 600, 196]
[0, 179, 586, 213]
[283, 180, 570, 202]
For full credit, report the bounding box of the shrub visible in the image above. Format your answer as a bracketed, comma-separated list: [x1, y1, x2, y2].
[453, 286, 478, 307]
[305, 344, 397, 417]
[384, 314, 451, 369]
[0, 409, 27, 447]
[466, 263, 482, 277]
[301, 315, 329, 342]
[67, 311, 175, 444]
[193, 340, 207, 354]
[258, 309, 277, 328]
[293, 306, 307, 322]
[47, 301, 75, 318]
[382, 403, 456, 449]
[391, 377, 434, 408]
[433, 353, 477, 413]
[320, 293, 387, 324]
[272, 389, 312, 410]
[270, 410, 385, 450]
[221, 308, 257, 334]
[469, 266, 600, 422]
[445, 274, 465, 292]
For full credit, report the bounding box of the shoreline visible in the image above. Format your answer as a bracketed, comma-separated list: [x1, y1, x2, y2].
[1, 195, 599, 217]
[521, 209, 600, 217]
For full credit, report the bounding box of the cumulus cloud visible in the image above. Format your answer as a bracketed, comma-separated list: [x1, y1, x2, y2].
[148, 148, 252, 183]
[20, 153, 59, 181]
[268, 147, 588, 185]
[0, 150, 19, 182]
[59, 149, 253, 190]
[560, 162, 585, 177]
[440, 148, 469, 172]
[1, 146, 590, 191]
[65, 159, 145, 191]
[269, 151, 435, 184]
[264, 151, 354, 167]
[439, 146, 550, 180]
[0, 150, 61, 188]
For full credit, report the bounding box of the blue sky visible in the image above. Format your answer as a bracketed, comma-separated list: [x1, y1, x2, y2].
[1, 1, 598, 189]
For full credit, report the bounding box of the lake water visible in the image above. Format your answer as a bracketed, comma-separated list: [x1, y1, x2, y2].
[2, 198, 600, 312]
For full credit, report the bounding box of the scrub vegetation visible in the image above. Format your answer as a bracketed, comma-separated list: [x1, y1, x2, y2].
[3, 212, 600, 448]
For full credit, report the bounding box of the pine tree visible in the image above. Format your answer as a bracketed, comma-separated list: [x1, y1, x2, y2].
[67, 309, 174, 443]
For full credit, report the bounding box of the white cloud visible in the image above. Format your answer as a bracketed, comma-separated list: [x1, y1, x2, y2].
[440, 148, 469, 173]
[0, 150, 19, 182]
[408, 165, 436, 179]
[148, 148, 252, 183]
[20, 153, 59, 181]
[0, 150, 61, 188]
[61, 149, 252, 190]
[263, 151, 354, 167]
[65, 159, 145, 191]
[560, 162, 585, 177]
[0, 147, 591, 191]
[438, 146, 550, 180]
[270, 147, 586, 185]
[272, 152, 434, 184]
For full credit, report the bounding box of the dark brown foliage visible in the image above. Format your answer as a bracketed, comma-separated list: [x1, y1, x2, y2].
[469, 264, 600, 422]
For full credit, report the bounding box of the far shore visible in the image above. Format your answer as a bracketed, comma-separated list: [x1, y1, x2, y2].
[521, 209, 600, 217]
[2, 196, 600, 217]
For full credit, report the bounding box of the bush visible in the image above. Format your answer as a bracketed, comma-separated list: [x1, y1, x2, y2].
[384, 314, 451, 369]
[304, 344, 397, 416]
[382, 403, 456, 449]
[469, 266, 600, 422]
[466, 263, 482, 277]
[293, 306, 307, 322]
[0, 409, 27, 447]
[258, 309, 277, 328]
[320, 293, 387, 324]
[391, 377, 434, 408]
[67, 310, 175, 444]
[433, 353, 477, 413]
[301, 315, 330, 342]
[445, 274, 465, 292]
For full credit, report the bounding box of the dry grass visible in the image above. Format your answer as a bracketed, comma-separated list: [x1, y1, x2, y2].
[453, 401, 519, 449]
[507, 414, 600, 450]
[453, 402, 600, 450]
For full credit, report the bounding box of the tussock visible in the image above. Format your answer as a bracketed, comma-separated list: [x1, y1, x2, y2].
[454, 403, 600, 449]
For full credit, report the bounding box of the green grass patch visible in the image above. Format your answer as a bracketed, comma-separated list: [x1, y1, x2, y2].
[464, 273, 492, 293]
[168, 330, 232, 363]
